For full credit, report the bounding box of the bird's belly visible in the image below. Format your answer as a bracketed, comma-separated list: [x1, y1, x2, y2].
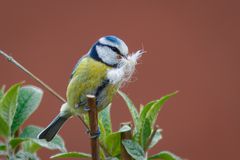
[66, 57, 117, 114]
[96, 83, 118, 111]
[67, 79, 118, 114]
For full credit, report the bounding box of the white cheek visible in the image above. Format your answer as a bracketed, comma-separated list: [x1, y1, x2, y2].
[96, 46, 118, 65]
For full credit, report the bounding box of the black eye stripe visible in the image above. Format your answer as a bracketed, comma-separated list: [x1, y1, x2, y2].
[96, 42, 122, 55]
[108, 46, 121, 54]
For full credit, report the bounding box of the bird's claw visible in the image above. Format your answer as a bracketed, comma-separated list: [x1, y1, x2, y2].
[83, 106, 90, 112]
[89, 127, 100, 139]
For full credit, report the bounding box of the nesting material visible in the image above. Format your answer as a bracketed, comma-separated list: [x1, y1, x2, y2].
[107, 50, 144, 86]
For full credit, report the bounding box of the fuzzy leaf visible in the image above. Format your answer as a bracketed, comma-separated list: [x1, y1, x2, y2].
[105, 132, 121, 156]
[20, 125, 66, 152]
[148, 129, 162, 149]
[146, 91, 178, 128]
[10, 137, 27, 149]
[98, 104, 112, 144]
[11, 86, 43, 134]
[148, 151, 181, 160]
[15, 151, 40, 160]
[135, 101, 154, 144]
[23, 140, 41, 153]
[100, 147, 106, 160]
[0, 83, 20, 130]
[118, 91, 139, 132]
[99, 104, 112, 136]
[141, 118, 151, 149]
[50, 152, 91, 159]
[140, 101, 155, 121]
[122, 140, 145, 160]
[104, 125, 131, 157]
[98, 119, 106, 143]
[0, 116, 9, 137]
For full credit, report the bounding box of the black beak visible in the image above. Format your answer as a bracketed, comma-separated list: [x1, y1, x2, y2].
[122, 54, 127, 59]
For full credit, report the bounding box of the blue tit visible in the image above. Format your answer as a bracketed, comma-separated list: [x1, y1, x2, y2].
[38, 35, 143, 141]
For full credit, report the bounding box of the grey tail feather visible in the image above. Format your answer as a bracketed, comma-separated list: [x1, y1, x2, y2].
[37, 113, 69, 142]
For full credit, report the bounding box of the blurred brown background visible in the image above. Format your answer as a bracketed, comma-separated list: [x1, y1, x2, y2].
[0, 0, 239, 159]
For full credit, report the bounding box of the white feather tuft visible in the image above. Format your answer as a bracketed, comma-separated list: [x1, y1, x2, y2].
[107, 50, 144, 86]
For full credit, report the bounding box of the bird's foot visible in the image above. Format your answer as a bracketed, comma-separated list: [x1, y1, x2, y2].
[83, 106, 90, 112]
[88, 127, 100, 139]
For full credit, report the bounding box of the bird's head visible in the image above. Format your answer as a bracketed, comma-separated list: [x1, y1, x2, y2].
[89, 35, 129, 67]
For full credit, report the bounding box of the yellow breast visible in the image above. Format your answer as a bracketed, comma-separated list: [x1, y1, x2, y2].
[66, 57, 113, 113]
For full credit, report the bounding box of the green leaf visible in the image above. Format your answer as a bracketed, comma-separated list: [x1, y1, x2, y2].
[11, 85, 43, 134]
[9, 137, 27, 149]
[0, 143, 6, 151]
[146, 91, 178, 128]
[118, 91, 139, 132]
[15, 151, 40, 160]
[23, 140, 41, 153]
[148, 151, 181, 160]
[141, 118, 151, 149]
[0, 115, 9, 137]
[98, 119, 106, 143]
[122, 140, 145, 160]
[148, 129, 162, 149]
[98, 104, 112, 144]
[20, 125, 66, 152]
[140, 101, 155, 121]
[105, 125, 132, 157]
[105, 132, 121, 156]
[0, 83, 21, 130]
[99, 104, 112, 136]
[99, 147, 106, 160]
[133, 101, 155, 143]
[50, 152, 91, 159]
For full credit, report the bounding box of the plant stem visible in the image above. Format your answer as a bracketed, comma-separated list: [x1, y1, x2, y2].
[0, 50, 90, 133]
[0, 50, 66, 103]
[120, 122, 133, 160]
[14, 129, 20, 154]
[77, 115, 110, 157]
[87, 95, 100, 160]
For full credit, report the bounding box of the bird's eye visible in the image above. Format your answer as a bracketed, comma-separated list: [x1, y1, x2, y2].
[116, 54, 122, 59]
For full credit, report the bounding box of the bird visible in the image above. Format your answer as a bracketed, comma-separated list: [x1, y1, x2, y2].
[37, 35, 143, 141]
